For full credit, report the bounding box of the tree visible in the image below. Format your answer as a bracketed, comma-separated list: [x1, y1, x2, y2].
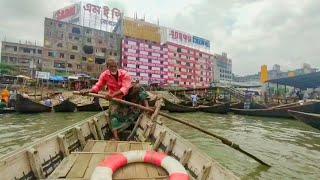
[0, 63, 16, 75]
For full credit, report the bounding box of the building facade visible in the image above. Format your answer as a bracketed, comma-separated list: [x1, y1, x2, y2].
[213, 52, 232, 83]
[1, 41, 43, 77]
[121, 37, 168, 85]
[43, 18, 122, 77]
[166, 42, 213, 87]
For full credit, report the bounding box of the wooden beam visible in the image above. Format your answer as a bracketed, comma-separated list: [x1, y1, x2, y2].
[27, 148, 44, 179]
[75, 126, 86, 149]
[88, 120, 99, 140]
[180, 149, 192, 166]
[153, 130, 166, 150]
[165, 138, 176, 155]
[93, 117, 104, 140]
[199, 164, 212, 180]
[58, 134, 69, 156]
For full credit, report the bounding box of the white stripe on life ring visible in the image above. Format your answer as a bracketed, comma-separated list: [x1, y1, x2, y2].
[91, 150, 189, 180]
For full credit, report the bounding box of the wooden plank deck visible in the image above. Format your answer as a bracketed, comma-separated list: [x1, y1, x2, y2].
[49, 140, 168, 179]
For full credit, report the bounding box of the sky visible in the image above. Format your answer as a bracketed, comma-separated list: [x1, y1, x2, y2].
[0, 0, 319, 75]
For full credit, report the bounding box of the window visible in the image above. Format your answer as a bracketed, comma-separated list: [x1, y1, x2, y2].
[148, 52, 152, 56]
[87, 37, 91, 43]
[160, 67, 164, 71]
[58, 22, 63, 27]
[61, 33, 64, 38]
[77, 64, 81, 69]
[38, 49, 42, 54]
[174, 81, 179, 84]
[82, 57, 87, 61]
[177, 48, 182, 53]
[148, 59, 152, 63]
[160, 61, 163, 64]
[74, 36, 79, 41]
[72, 27, 80, 34]
[177, 61, 181, 64]
[60, 53, 64, 58]
[68, 63, 72, 68]
[148, 67, 152, 70]
[149, 45, 152, 48]
[48, 52, 54, 57]
[86, 29, 91, 34]
[57, 43, 63, 48]
[136, 65, 140, 68]
[136, 57, 139, 60]
[186, 62, 190, 66]
[160, 54, 163, 58]
[187, 75, 192, 79]
[98, 40, 102, 44]
[72, 45, 78, 50]
[149, 74, 152, 77]
[101, 48, 106, 53]
[179, 68, 181, 71]
[70, 55, 75, 59]
[137, 72, 140, 76]
[113, 52, 117, 56]
[160, 75, 164, 78]
[95, 58, 105, 64]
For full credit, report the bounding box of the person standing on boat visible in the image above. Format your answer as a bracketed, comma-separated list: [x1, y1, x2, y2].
[191, 93, 198, 107]
[1, 87, 10, 104]
[8, 89, 17, 108]
[83, 58, 149, 140]
[44, 98, 52, 107]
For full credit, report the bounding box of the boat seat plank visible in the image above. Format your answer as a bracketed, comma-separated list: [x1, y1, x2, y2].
[82, 140, 95, 152]
[66, 154, 92, 178]
[48, 154, 79, 178]
[113, 142, 131, 179]
[130, 143, 148, 177]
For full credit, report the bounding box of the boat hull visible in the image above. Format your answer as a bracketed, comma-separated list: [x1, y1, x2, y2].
[231, 101, 320, 118]
[77, 103, 103, 111]
[0, 108, 15, 114]
[0, 111, 238, 180]
[288, 110, 320, 130]
[199, 103, 229, 114]
[53, 99, 77, 112]
[163, 99, 197, 112]
[15, 94, 51, 113]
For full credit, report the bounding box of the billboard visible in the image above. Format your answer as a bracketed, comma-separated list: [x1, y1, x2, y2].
[36, 71, 50, 80]
[124, 18, 161, 43]
[53, 3, 81, 24]
[161, 27, 211, 51]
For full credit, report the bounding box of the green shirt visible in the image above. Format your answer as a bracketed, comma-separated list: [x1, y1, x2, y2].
[0, 102, 6, 109]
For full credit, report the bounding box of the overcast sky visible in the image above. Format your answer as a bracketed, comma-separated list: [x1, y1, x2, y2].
[0, 0, 319, 75]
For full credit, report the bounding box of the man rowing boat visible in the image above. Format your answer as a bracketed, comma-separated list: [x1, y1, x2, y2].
[82, 58, 149, 140]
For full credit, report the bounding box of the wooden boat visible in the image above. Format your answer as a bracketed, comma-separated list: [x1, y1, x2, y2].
[15, 94, 52, 113]
[53, 99, 77, 112]
[0, 111, 238, 179]
[231, 100, 320, 118]
[163, 99, 229, 114]
[77, 102, 103, 111]
[198, 103, 229, 114]
[288, 110, 320, 130]
[230, 102, 267, 109]
[163, 98, 198, 112]
[0, 107, 15, 114]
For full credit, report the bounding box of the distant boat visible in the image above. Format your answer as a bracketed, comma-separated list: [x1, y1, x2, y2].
[163, 98, 229, 114]
[288, 110, 320, 130]
[77, 102, 104, 112]
[15, 94, 52, 113]
[231, 101, 320, 118]
[53, 99, 77, 112]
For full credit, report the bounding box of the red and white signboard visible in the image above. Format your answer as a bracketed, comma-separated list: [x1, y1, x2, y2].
[53, 3, 81, 23]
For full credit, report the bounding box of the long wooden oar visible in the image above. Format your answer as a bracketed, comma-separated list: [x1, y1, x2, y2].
[73, 91, 271, 167]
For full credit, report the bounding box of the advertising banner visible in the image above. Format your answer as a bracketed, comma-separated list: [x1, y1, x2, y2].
[53, 3, 81, 24]
[36, 71, 50, 80]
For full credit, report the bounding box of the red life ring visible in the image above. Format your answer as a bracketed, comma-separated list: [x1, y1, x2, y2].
[91, 150, 189, 180]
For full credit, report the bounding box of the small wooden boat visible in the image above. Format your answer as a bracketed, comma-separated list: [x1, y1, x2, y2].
[163, 99, 229, 114]
[77, 102, 103, 111]
[0, 110, 238, 179]
[288, 110, 320, 130]
[15, 94, 52, 113]
[198, 103, 229, 114]
[0, 107, 15, 114]
[230, 102, 267, 109]
[231, 100, 320, 118]
[163, 98, 198, 112]
[53, 99, 77, 112]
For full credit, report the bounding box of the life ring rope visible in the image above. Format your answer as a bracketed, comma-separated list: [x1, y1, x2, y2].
[91, 150, 189, 180]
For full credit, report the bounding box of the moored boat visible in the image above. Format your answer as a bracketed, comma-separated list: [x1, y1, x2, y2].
[162, 98, 198, 112]
[15, 94, 52, 113]
[53, 99, 77, 112]
[77, 102, 104, 111]
[288, 110, 320, 130]
[198, 103, 230, 114]
[231, 100, 320, 118]
[0, 110, 238, 179]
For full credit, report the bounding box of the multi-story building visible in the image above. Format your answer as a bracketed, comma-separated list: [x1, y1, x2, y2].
[43, 18, 122, 77]
[166, 42, 213, 87]
[1, 41, 43, 77]
[213, 52, 232, 83]
[121, 37, 168, 85]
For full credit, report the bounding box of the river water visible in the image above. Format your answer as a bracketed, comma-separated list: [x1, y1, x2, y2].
[0, 112, 319, 179]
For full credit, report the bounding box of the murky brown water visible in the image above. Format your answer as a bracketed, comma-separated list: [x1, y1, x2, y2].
[0, 112, 319, 179]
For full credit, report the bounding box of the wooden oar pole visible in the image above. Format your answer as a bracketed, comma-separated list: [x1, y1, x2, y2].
[73, 91, 271, 167]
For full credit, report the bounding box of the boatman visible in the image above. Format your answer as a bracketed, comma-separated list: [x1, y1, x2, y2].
[82, 58, 149, 140]
[191, 92, 198, 107]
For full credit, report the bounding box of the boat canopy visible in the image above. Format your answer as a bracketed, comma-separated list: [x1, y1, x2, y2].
[267, 71, 320, 89]
[49, 75, 65, 82]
